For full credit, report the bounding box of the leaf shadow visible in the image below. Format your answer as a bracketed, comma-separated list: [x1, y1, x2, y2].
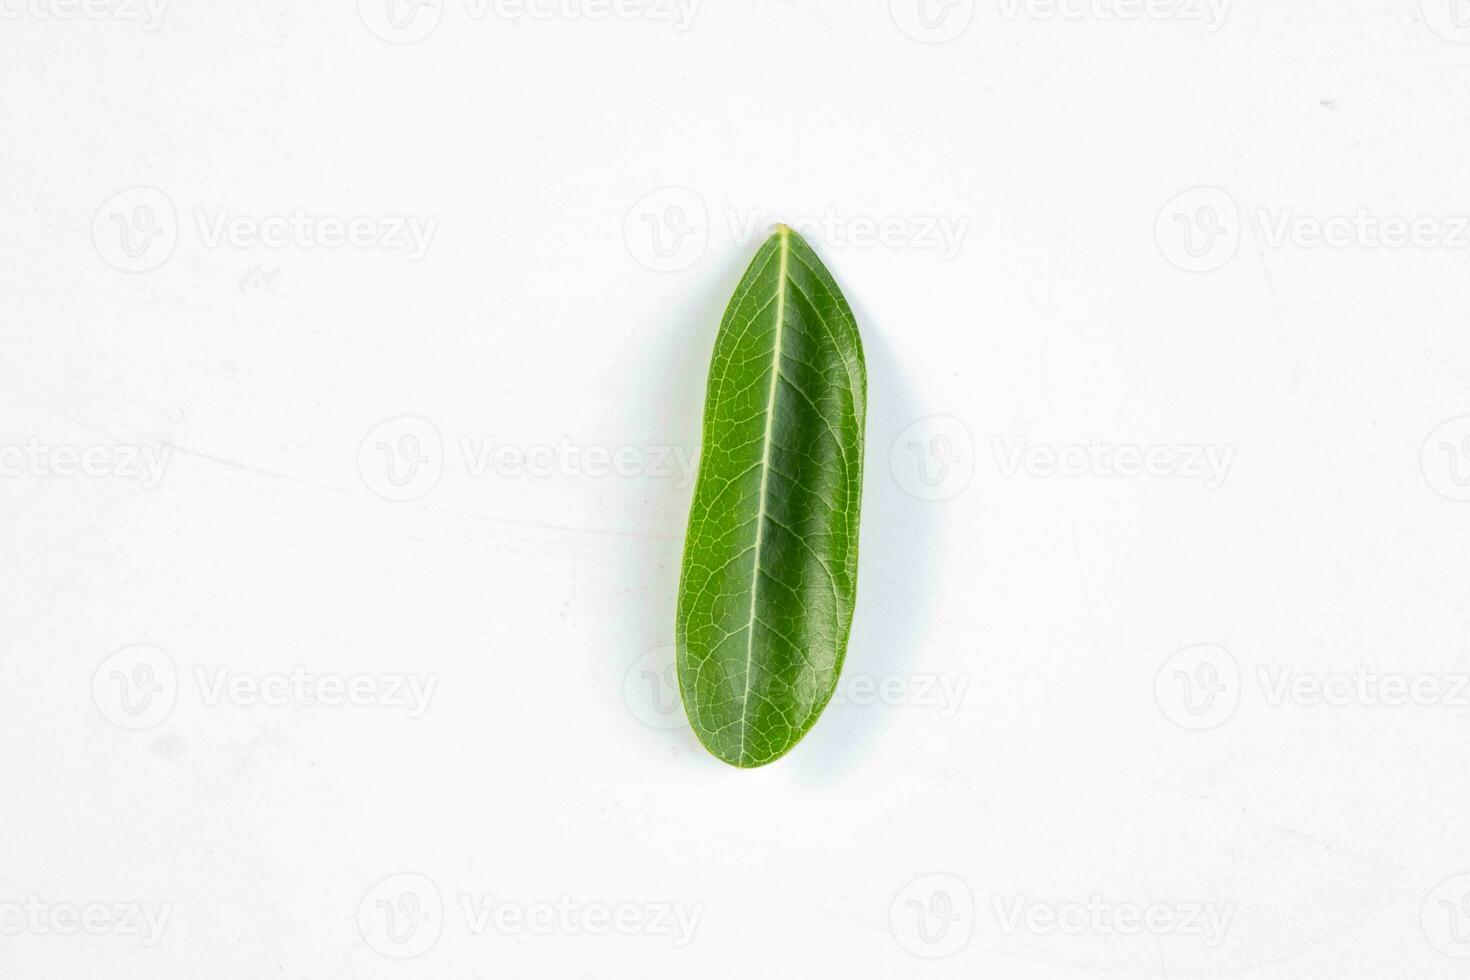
[787, 290, 940, 785]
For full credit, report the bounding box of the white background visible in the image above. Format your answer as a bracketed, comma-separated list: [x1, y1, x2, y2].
[4, 0, 1470, 976]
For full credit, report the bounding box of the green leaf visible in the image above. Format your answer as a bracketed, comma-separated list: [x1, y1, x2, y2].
[676, 225, 867, 768]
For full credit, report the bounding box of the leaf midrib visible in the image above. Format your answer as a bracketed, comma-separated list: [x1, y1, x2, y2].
[737, 225, 791, 764]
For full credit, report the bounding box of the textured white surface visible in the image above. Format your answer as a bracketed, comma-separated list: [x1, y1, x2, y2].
[4, 1, 1470, 976]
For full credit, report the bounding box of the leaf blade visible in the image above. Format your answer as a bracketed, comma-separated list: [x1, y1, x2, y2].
[676, 226, 867, 768]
